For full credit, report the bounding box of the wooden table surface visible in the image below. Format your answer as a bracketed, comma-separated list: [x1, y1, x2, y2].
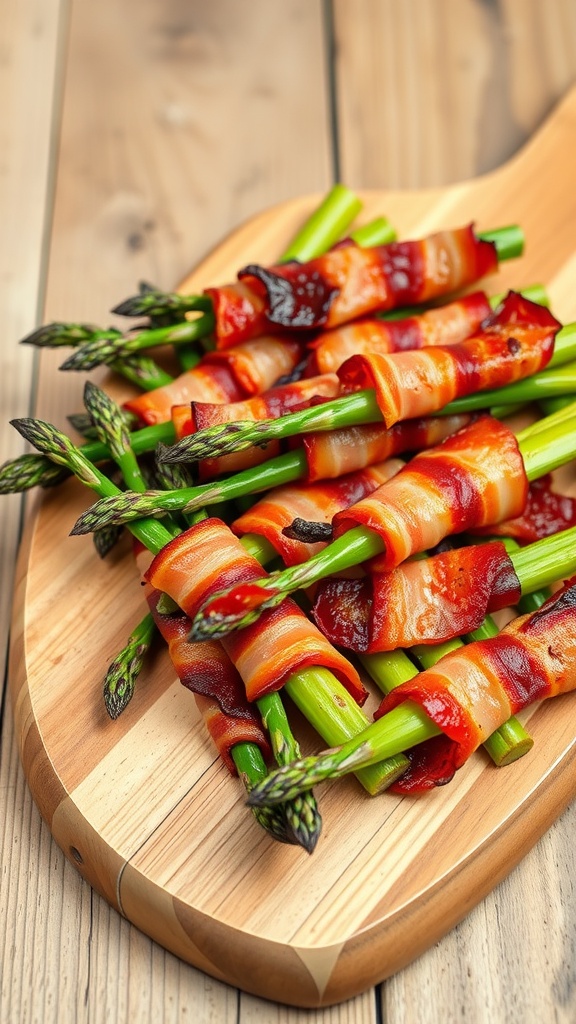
[2, 2, 576, 1021]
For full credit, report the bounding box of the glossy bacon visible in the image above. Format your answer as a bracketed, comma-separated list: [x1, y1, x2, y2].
[194, 693, 269, 775]
[300, 413, 471, 482]
[205, 334, 303, 395]
[333, 416, 528, 571]
[204, 280, 269, 349]
[133, 547, 271, 774]
[308, 291, 492, 374]
[176, 373, 339, 480]
[124, 361, 244, 426]
[337, 292, 560, 428]
[471, 474, 576, 543]
[222, 225, 498, 338]
[312, 541, 521, 652]
[374, 576, 576, 791]
[232, 458, 404, 566]
[123, 335, 303, 426]
[144, 518, 366, 705]
[146, 592, 270, 773]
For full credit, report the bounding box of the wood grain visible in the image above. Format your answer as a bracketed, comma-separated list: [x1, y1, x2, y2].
[9, 89, 576, 1008]
[3, 1, 576, 1022]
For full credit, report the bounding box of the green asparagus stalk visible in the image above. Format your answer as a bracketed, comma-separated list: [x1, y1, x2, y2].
[280, 184, 364, 261]
[0, 420, 177, 494]
[20, 322, 177, 391]
[246, 702, 437, 806]
[187, 410, 576, 639]
[59, 314, 215, 372]
[112, 287, 213, 320]
[103, 612, 156, 719]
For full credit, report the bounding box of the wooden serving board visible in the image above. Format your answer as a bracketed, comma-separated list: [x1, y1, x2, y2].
[9, 87, 576, 1009]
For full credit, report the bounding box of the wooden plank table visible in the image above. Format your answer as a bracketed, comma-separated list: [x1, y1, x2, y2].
[2, 2, 576, 1020]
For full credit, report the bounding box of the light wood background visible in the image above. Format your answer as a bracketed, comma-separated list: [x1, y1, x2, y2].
[2, 2, 576, 1022]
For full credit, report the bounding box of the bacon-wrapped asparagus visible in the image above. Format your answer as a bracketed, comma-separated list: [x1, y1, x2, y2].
[335, 292, 560, 428]
[312, 520, 576, 652]
[188, 411, 576, 640]
[69, 413, 471, 535]
[307, 290, 492, 374]
[144, 517, 367, 706]
[174, 372, 340, 480]
[208, 224, 504, 345]
[246, 576, 576, 805]
[123, 334, 305, 426]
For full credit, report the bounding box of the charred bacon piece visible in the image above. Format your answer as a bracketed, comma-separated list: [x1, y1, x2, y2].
[312, 541, 521, 653]
[206, 224, 499, 344]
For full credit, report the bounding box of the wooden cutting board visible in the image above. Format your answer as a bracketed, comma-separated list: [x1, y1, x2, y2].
[9, 86, 576, 1009]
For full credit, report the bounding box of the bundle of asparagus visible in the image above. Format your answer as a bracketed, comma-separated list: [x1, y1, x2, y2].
[4, 185, 576, 853]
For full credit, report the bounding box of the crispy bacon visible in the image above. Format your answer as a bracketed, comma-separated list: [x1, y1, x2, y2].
[205, 335, 304, 395]
[204, 280, 269, 349]
[123, 335, 304, 426]
[144, 518, 366, 705]
[132, 547, 271, 773]
[232, 459, 404, 566]
[193, 693, 270, 775]
[332, 416, 528, 571]
[374, 576, 576, 791]
[300, 413, 471, 482]
[312, 541, 521, 652]
[218, 225, 498, 339]
[176, 373, 339, 480]
[471, 474, 576, 543]
[124, 361, 244, 426]
[308, 291, 492, 374]
[336, 293, 560, 428]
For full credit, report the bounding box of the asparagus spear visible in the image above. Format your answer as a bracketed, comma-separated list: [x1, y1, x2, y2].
[187, 411, 576, 639]
[103, 612, 156, 719]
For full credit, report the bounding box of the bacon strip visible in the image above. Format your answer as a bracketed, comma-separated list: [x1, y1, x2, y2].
[133, 547, 271, 774]
[374, 576, 576, 791]
[232, 459, 404, 566]
[300, 413, 471, 482]
[336, 292, 560, 428]
[312, 541, 521, 652]
[177, 373, 339, 480]
[471, 474, 576, 543]
[308, 291, 492, 374]
[332, 416, 528, 571]
[220, 225, 498, 339]
[124, 362, 244, 426]
[123, 335, 304, 426]
[193, 693, 269, 775]
[144, 518, 366, 705]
